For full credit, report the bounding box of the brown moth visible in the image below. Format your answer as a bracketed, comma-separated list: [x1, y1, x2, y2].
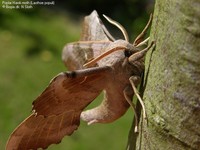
[6, 10, 154, 150]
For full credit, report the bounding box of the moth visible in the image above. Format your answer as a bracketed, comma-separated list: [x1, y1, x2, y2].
[6, 10, 154, 150]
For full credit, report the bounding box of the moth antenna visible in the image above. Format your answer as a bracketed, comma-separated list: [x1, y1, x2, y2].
[103, 14, 129, 42]
[84, 46, 126, 67]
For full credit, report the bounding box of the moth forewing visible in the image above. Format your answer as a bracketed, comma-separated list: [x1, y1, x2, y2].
[81, 10, 112, 41]
[62, 10, 113, 70]
[62, 41, 111, 70]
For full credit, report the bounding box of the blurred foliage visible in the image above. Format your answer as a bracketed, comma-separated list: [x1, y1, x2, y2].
[0, 6, 79, 57]
[0, 0, 154, 149]
[55, 0, 154, 40]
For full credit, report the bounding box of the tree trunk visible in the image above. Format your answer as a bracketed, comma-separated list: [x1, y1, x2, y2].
[127, 0, 200, 150]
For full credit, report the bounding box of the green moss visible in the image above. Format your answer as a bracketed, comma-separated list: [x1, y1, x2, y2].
[131, 0, 200, 149]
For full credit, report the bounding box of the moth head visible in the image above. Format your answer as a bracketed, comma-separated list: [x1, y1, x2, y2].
[124, 43, 140, 58]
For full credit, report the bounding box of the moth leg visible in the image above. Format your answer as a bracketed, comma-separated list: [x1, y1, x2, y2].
[128, 41, 155, 64]
[100, 20, 115, 41]
[136, 37, 149, 48]
[129, 76, 146, 120]
[103, 14, 129, 42]
[133, 14, 153, 46]
[123, 86, 138, 132]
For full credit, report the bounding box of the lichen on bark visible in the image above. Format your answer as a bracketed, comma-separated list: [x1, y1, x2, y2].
[127, 0, 200, 150]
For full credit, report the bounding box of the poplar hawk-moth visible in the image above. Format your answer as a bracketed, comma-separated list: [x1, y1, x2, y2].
[6, 10, 154, 150]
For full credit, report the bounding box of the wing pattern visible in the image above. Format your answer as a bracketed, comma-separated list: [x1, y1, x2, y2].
[7, 112, 79, 150]
[81, 10, 111, 41]
[6, 68, 110, 150]
[62, 10, 112, 70]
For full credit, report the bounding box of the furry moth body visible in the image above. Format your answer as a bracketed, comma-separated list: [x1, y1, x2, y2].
[6, 10, 154, 150]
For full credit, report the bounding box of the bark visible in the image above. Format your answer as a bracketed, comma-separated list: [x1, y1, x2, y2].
[127, 0, 200, 150]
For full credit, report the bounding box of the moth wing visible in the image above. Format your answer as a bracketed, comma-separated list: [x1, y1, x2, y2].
[62, 10, 112, 70]
[32, 69, 109, 116]
[6, 113, 79, 150]
[6, 67, 111, 150]
[62, 41, 110, 70]
[81, 10, 111, 41]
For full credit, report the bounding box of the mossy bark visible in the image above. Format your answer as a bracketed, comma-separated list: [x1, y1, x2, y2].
[127, 0, 200, 150]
